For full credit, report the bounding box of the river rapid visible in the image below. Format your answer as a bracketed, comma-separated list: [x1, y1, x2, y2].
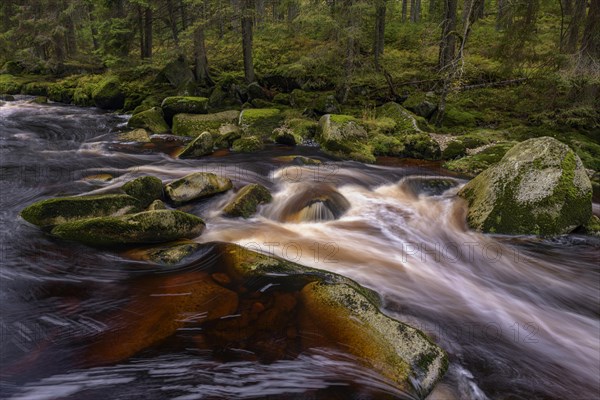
[0, 99, 598, 400]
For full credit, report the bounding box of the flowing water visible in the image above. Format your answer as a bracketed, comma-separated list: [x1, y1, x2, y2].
[0, 99, 598, 400]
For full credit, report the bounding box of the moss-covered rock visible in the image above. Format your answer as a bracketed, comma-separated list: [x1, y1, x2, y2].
[47, 83, 74, 104]
[403, 93, 438, 119]
[317, 114, 375, 163]
[161, 96, 209, 124]
[239, 108, 283, 137]
[121, 176, 163, 208]
[51, 210, 205, 246]
[20, 194, 141, 227]
[247, 82, 268, 100]
[165, 172, 233, 203]
[214, 124, 243, 149]
[579, 215, 600, 237]
[0, 74, 23, 94]
[127, 107, 169, 134]
[215, 242, 448, 396]
[147, 199, 167, 210]
[271, 127, 299, 145]
[123, 240, 202, 266]
[222, 184, 272, 218]
[117, 128, 151, 143]
[376, 102, 423, 135]
[285, 117, 318, 140]
[232, 136, 264, 152]
[274, 155, 322, 165]
[172, 110, 239, 137]
[444, 142, 516, 176]
[160, 56, 196, 89]
[178, 131, 214, 158]
[92, 76, 124, 110]
[290, 89, 341, 115]
[458, 137, 593, 235]
[441, 140, 468, 160]
[22, 81, 51, 96]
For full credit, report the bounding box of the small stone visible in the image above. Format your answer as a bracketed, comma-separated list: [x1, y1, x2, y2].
[212, 272, 232, 285]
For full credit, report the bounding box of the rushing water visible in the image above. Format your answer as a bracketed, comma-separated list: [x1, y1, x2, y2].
[0, 99, 598, 400]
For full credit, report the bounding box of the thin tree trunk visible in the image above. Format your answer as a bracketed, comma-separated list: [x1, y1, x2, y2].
[566, 0, 587, 53]
[563, 0, 573, 15]
[374, 0, 386, 70]
[439, 0, 457, 70]
[496, 0, 506, 30]
[580, 0, 600, 61]
[429, 0, 437, 19]
[138, 6, 144, 59]
[180, 0, 188, 30]
[402, 0, 408, 22]
[144, 7, 153, 59]
[194, 25, 213, 86]
[166, 0, 180, 46]
[241, 0, 255, 83]
[287, 0, 299, 23]
[256, 0, 265, 25]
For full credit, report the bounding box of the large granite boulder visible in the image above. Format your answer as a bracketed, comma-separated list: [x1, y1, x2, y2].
[222, 184, 272, 218]
[317, 114, 375, 163]
[164, 172, 233, 203]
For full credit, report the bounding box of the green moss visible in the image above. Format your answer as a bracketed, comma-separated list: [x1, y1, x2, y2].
[285, 117, 318, 139]
[92, 76, 124, 109]
[222, 184, 272, 218]
[165, 172, 233, 203]
[127, 107, 169, 134]
[161, 96, 209, 124]
[172, 110, 239, 137]
[444, 142, 516, 176]
[50, 210, 205, 246]
[121, 176, 163, 207]
[178, 131, 214, 158]
[329, 114, 356, 124]
[232, 136, 264, 152]
[0, 74, 25, 94]
[239, 108, 283, 137]
[20, 194, 141, 227]
[442, 141, 468, 160]
[442, 105, 478, 129]
[47, 83, 74, 104]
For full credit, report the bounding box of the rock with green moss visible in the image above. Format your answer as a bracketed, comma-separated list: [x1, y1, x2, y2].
[216, 242, 448, 397]
[127, 107, 169, 134]
[22, 82, 50, 96]
[317, 114, 375, 163]
[92, 76, 124, 110]
[376, 102, 424, 134]
[232, 136, 264, 152]
[121, 176, 163, 207]
[0, 74, 23, 94]
[285, 117, 318, 139]
[442, 105, 477, 129]
[147, 199, 167, 210]
[165, 172, 233, 203]
[51, 210, 205, 246]
[222, 184, 272, 218]
[214, 124, 242, 148]
[247, 82, 268, 100]
[20, 194, 141, 227]
[403, 93, 438, 119]
[441, 141, 468, 160]
[579, 215, 600, 237]
[172, 110, 239, 137]
[47, 83, 74, 104]
[160, 57, 195, 89]
[290, 89, 340, 115]
[123, 240, 202, 266]
[275, 155, 322, 165]
[271, 127, 299, 145]
[178, 131, 214, 158]
[458, 137, 592, 235]
[239, 108, 283, 137]
[444, 142, 516, 176]
[161, 96, 209, 124]
[117, 129, 151, 143]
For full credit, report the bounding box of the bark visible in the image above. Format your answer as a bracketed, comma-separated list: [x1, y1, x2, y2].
[166, 0, 180, 46]
[241, 0, 255, 83]
[566, 0, 587, 53]
[374, 0, 386, 69]
[496, 0, 507, 29]
[581, 0, 600, 61]
[65, 13, 77, 56]
[256, 0, 265, 25]
[402, 0, 408, 22]
[439, 0, 458, 70]
[141, 6, 153, 59]
[411, 0, 422, 22]
[288, 0, 299, 23]
[194, 25, 213, 86]
[563, 0, 573, 15]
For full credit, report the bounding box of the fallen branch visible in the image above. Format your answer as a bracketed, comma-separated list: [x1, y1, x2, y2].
[458, 78, 528, 91]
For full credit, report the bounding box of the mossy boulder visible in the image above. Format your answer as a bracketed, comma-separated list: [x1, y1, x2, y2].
[0, 74, 23, 94]
[147, 199, 167, 210]
[160, 56, 196, 89]
[127, 107, 169, 134]
[458, 137, 592, 235]
[20, 194, 141, 227]
[231, 136, 264, 152]
[121, 176, 163, 207]
[172, 110, 239, 137]
[271, 127, 299, 145]
[275, 155, 322, 165]
[403, 93, 438, 119]
[579, 215, 600, 237]
[247, 82, 268, 100]
[47, 83, 74, 104]
[214, 124, 243, 149]
[239, 108, 283, 137]
[161, 96, 209, 124]
[165, 172, 233, 203]
[290, 89, 341, 115]
[117, 128, 151, 143]
[222, 184, 272, 218]
[317, 114, 375, 163]
[22, 81, 50, 96]
[216, 242, 448, 396]
[92, 76, 124, 110]
[372, 133, 441, 160]
[51, 210, 205, 246]
[123, 240, 202, 266]
[376, 102, 423, 134]
[178, 131, 214, 158]
[444, 142, 516, 176]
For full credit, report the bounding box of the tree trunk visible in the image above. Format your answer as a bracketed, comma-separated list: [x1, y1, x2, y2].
[439, 0, 458, 70]
[2, 0, 12, 31]
[374, 0, 386, 69]
[194, 25, 213, 87]
[256, 0, 265, 25]
[411, 0, 421, 22]
[429, 0, 438, 19]
[180, 0, 188, 30]
[287, 0, 299, 23]
[138, 6, 145, 59]
[65, 14, 77, 56]
[143, 7, 153, 59]
[241, 0, 255, 83]
[166, 0, 180, 46]
[402, 0, 408, 22]
[563, 0, 573, 15]
[496, 0, 506, 29]
[566, 0, 587, 53]
[581, 0, 600, 61]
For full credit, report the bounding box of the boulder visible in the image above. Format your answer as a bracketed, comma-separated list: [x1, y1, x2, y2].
[161, 96, 209, 124]
[178, 131, 214, 158]
[272, 127, 299, 146]
[121, 176, 163, 207]
[123, 240, 202, 266]
[160, 57, 196, 89]
[274, 183, 350, 222]
[274, 155, 322, 165]
[214, 124, 243, 149]
[239, 108, 282, 137]
[51, 210, 206, 246]
[165, 172, 233, 203]
[231, 136, 264, 152]
[92, 76, 124, 110]
[376, 102, 423, 134]
[20, 194, 141, 227]
[222, 184, 272, 218]
[458, 137, 592, 235]
[147, 199, 167, 210]
[247, 82, 268, 100]
[290, 89, 341, 115]
[317, 114, 375, 163]
[117, 129, 151, 143]
[127, 107, 170, 134]
[172, 110, 239, 137]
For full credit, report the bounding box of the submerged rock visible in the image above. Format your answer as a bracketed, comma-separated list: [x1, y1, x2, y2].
[161, 96, 209, 124]
[222, 184, 272, 218]
[121, 176, 163, 207]
[146, 199, 167, 210]
[178, 131, 214, 158]
[127, 107, 170, 134]
[231, 136, 264, 152]
[275, 183, 350, 222]
[458, 137, 592, 235]
[123, 239, 202, 265]
[317, 114, 375, 163]
[164, 172, 233, 203]
[20, 194, 140, 227]
[51, 209, 205, 246]
[117, 128, 151, 143]
[274, 155, 322, 165]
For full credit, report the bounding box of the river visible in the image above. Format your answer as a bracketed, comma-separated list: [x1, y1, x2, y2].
[0, 99, 598, 399]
